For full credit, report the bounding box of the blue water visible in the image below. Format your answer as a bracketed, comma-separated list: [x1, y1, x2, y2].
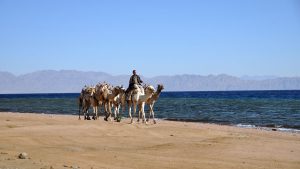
[0, 90, 300, 130]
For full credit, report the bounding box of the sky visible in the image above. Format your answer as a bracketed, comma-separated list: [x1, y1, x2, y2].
[0, 0, 299, 77]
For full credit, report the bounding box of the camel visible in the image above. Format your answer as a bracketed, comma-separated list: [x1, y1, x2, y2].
[78, 86, 96, 120]
[144, 84, 164, 124]
[91, 82, 110, 120]
[89, 94, 100, 120]
[127, 84, 155, 124]
[95, 83, 126, 121]
[101, 84, 123, 121]
[85, 85, 104, 120]
[112, 86, 126, 120]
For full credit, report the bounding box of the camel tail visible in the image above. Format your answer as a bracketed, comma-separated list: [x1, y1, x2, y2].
[78, 97, 82, 120]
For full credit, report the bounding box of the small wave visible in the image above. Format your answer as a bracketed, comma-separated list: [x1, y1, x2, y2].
[235, 123, 300, 133]
[164, 118, 213, 123]
[276, 128, 300, 133]
[236, 124, 256, 128]
[164, 121, 300, 133]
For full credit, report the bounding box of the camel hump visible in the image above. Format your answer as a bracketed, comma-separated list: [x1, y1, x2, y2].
[133, 84, 139, 89]
[132, 84, 144, 94]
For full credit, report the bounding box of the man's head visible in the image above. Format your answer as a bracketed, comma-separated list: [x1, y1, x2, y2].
[132, 70, 136, 75]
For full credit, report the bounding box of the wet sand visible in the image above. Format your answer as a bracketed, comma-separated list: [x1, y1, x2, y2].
[0, 112, 299, 169]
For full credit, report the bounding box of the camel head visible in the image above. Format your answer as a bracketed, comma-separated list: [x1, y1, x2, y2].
[94, 84, 102, 95]
[84, 86, 96, 96]
[107, 83, 113, 91]
[119, 85, 126, 92]
[91, 87, 96, 96]
[96, 82, 108, 90]
[94, 83, 107, 98]
[100, 84, 109, 94]
[112, 86, 123, 95]
[116, 85, 126, 94]
[144, 85, 155, 95]
[120, 86, 126, 94]
[143, 84, 148, 89]
[116, 85, 126, 96]
[157, 84, 164, 93]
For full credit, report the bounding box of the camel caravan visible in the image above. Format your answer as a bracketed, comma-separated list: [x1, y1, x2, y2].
[78, 70, 164, 124]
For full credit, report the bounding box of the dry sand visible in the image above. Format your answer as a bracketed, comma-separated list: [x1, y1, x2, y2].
[0, 112, 299, 169]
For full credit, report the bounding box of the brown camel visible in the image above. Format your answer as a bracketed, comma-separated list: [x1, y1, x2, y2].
[112, 86, 126, 120]
[145, 84, 164, 124]
[78, 86, 95, 120]
[100, 83, 123, 121]
[91, 82, 110, 120]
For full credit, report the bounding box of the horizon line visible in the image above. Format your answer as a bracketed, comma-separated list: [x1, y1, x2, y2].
[1, 89, 300, 95]
[1, 69, 299, 78]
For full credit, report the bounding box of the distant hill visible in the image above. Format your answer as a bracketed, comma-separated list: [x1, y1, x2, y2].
[0, 70, 300, 93]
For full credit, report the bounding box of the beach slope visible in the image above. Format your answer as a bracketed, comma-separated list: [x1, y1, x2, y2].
[0, 112, 299, 169]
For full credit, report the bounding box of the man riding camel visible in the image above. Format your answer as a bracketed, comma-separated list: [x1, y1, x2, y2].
[126, 70, 143, 100]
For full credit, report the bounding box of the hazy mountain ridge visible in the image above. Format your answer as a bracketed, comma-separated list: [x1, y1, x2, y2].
[0, 70, 299, 93]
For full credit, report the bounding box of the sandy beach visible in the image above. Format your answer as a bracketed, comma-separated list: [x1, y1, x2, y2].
[0, 112, 299, 169]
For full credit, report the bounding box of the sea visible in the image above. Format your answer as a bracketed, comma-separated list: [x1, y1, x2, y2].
[0, 90, 300, 132]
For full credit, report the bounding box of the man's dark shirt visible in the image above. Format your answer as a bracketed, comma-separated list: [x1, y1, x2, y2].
[129, 74, 143, 89]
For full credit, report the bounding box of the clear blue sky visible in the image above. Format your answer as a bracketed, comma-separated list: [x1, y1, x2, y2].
[0, 0, 299, 77]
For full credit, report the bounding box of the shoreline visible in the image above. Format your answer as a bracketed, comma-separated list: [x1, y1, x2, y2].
[1, 112, 300, 169]
[2, 111, 300, 133]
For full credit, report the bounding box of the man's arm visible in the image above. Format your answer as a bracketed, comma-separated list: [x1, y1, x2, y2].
[138, 76, 143, 84]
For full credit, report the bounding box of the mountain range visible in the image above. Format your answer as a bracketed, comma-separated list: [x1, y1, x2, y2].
[0, 70, 300, 93]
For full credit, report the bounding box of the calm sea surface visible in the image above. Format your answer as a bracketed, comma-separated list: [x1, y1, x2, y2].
[0, 90, 300, 130]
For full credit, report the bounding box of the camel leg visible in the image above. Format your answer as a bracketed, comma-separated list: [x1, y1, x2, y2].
[105, 102, 110, 121]
[147, 111, 151, 122]
[102, 104, 105, 117]
[115, 105, 120, 120]
[95, 106, 98, 120]
[86, 108, 89, 120]
[127, 101, 133, 124]
[92, 106, 96, 120]
[141, 103, 147, 124]
[120, 99, 125, 116]
[147, 110, 150, 122]
[139, 104, 143, 122]
[148, 104, 153, 122]
[150, 105, 156, 124]
[113, 104, 118, 120]
[133, 102, 138, 123]
[104, 102, 109, 121]
[128, 106, 133, 124]
[99, 104, 103, 116]
[117, 105, 121, 117]
[84, 109, 87, 120]
[113, 106, 116, 120]
[147, 104, 152, 122]
[137, 103, 143, 122]
[121, 104, 125, 116]
[78, 106, 81, 120]
[107, 102, 112, 121]
[137, 109, 140, 123]
[82, 106, 86, 120]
